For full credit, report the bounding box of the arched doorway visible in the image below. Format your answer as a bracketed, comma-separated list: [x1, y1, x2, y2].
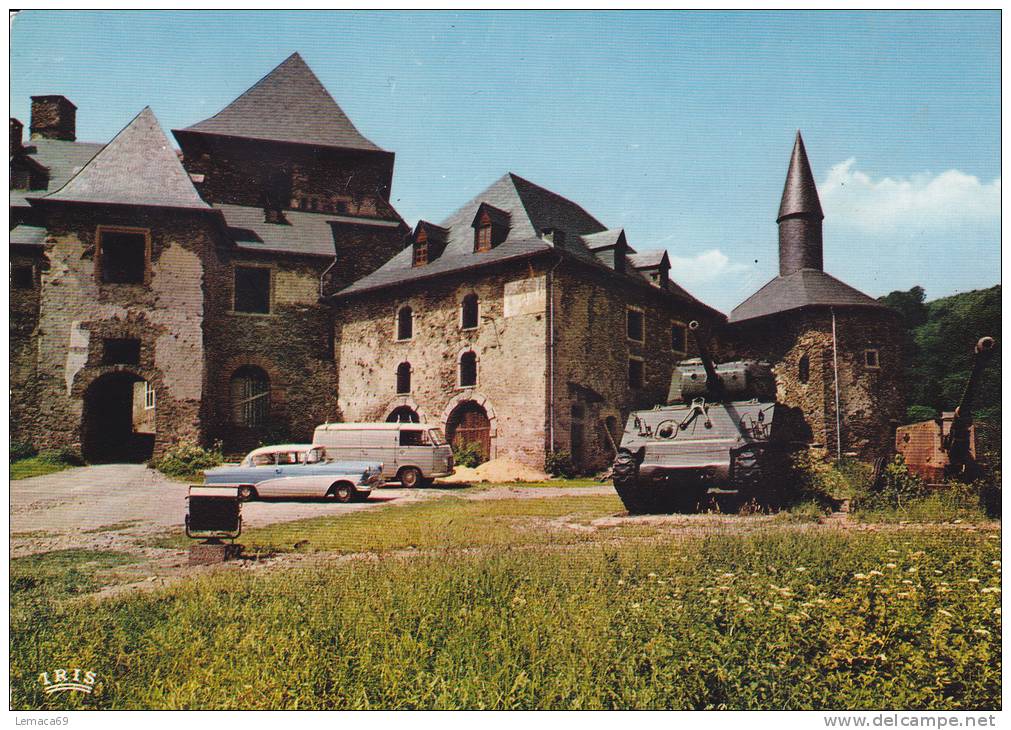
[446, 401, 491, 463]
[387, 406, 420, 423]
[81, 372, 156, 463]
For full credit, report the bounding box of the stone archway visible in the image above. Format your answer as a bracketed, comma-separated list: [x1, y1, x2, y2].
[81, 371, 155, 463]
[446, 401, 492, 463]
[387, 406, 420, 423]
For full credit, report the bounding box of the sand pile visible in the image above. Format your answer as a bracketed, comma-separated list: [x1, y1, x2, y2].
[442, 457, 549, 483]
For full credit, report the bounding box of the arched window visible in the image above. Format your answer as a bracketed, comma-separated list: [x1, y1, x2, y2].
[798, 354, 810, 384]
[230, 366, 270, 427]
[396, 362, 412, 395]
[461, 293, 479, 330]
[459, 350, 478, 388]
[387, 406, 420, 423]
[396, 305, 413, 341]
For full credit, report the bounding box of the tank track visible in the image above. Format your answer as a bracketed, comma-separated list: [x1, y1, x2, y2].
[612, 450, 707, 514]
[730, 444, 786, 508]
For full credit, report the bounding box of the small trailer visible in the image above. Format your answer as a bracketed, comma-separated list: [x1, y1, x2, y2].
[186, 485, 243, 564]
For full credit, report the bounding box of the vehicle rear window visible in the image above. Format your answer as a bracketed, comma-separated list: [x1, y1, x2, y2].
[251, 453, 275, 466]
[399, 429, 429, 446]
[277, 452, 299, 465]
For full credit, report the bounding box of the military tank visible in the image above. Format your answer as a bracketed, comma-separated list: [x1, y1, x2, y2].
[612, 321, 800, 514]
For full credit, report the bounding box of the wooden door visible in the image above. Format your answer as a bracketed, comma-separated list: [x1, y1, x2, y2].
[448, 403, 491, 462]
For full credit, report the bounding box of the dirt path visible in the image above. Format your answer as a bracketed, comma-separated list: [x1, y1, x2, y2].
[9, 464, 443, 559]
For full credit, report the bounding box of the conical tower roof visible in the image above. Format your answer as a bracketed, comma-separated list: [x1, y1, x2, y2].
[41, 107, 210, 210]
[178, 53, 383, 152]
[777, 131, 823, 221]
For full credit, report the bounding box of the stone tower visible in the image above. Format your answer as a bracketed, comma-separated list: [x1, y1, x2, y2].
[726, 132, 904, 460]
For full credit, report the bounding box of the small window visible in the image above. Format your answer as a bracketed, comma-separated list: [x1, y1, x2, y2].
[11, 265, 34, 289]
[671, 322, 688, 354]
[144, 381, 156, 409]
[98, 229, 147, 284]
[413, 234, 428, 267]
[461, 293, 479, 329]
[103, 338, 141, 365]
[628, 358, 644, 389]
[396, 306, 413, 341]
[571, 403, 585, 420]
[234, 266, 271, 314]
[475, 225, 492, 252]
[627, 309, 644, 342]
[230, 366, 270, 427]
[799, 354, 810, 384]
[400, 429, 430, 446]
[459, 350, 478, 387]
[396, 362, 412, 395]
[864, 349, 880, 369]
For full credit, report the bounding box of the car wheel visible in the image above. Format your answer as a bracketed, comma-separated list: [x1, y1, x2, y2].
[331, 482, 354, 503]
[398, 467, 422, 488]
[238, 486, 256, 501]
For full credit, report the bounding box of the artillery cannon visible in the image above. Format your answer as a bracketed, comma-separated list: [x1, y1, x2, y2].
[611, 321, 801, 514]
[895, 336, 997, 482]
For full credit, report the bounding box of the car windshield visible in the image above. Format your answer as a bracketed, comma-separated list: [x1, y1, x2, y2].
[305, 448, 324, 464]
[429, 429, 446, 445]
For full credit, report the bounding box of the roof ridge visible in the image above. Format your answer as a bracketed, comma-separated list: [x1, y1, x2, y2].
[507, 172, 606, 233]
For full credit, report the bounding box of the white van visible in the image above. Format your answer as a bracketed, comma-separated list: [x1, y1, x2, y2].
[312, 422, 455, 488]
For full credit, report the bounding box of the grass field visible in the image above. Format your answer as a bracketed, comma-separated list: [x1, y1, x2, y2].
[10, 454, 76, 480]
[10, 487, 1001, 710]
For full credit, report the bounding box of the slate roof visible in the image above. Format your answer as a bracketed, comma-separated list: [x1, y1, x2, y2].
[629, 250, 669, 269]
[176, 53, 383, 152]
[582, 228, 628, 251]
[216, 203, 400, 258]
[728, 268, 889, 324]
[39, 107, 211, 211]
[9, 224, 47, 246]
[10, 138, 104, 209]
[778, 131, 823, 221]
[338, 172, 722, 318]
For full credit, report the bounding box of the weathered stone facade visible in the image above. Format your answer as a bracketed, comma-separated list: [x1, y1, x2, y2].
[336, 261, 551, 467]
[18, 206, 214, 458]
[725, 309, 903, 459]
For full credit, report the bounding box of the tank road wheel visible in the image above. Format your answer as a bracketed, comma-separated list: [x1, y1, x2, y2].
[732, 445, 785, 509]
[398, 467, 422, 489]
[330, 482, 354, 503]
[612, 450, 649, 514]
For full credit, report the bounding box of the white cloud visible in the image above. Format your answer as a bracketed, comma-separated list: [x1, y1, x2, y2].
[668, 249, 751, 286]
[820, 159, 1000, 233]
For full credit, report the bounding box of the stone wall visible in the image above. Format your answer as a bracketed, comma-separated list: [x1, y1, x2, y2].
[551, 264, 721, 472]
[725, 308, 904, 460]
[10, 247, 45, 445]
[16, 205, 214, 456]
[201, 249, 339, 454]
[335, 261, 551, 467]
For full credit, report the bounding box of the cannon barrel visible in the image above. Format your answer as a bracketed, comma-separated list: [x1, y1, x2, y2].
[944, 336, 996, 454]
[688, 320, 724, 400]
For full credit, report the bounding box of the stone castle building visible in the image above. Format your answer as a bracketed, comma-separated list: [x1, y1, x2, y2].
[10, 53, 901, 471]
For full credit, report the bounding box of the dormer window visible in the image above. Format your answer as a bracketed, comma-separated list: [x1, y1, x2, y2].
[412, 221, 448, 267]
[471, 203, 510, 253]
[475, 221, 493, 252]
[413, 230, 429, 267]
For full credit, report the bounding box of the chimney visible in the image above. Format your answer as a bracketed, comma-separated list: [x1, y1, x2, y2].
[777, 131, 824, 276]
[10, 118, 23, 156]
[30, 95, 77, 141]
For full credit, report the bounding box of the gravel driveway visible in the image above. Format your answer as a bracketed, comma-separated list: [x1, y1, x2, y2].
[9, 464, 427, 558]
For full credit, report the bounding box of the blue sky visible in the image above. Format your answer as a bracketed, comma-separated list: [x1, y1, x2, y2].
[10, 10, 1000, 312]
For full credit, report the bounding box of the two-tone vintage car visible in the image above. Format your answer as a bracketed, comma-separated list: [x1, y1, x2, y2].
[203, 444, 383, 502]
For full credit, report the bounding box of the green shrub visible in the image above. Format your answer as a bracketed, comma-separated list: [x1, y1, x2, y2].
[787, 450, 850, 507]
[905, 405, 938, 423]
[853, 455, 928, 511]
[10, 441, 37, 462]
[545, 450, 577, 478]
[150, 441, 223, 478]
[453, 441, 484, 468]
[38, 447, 84, 466]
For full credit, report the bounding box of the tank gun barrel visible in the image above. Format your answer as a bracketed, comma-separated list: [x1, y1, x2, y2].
[944, 336, 996, 454]
[688, 321, 723, 400]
